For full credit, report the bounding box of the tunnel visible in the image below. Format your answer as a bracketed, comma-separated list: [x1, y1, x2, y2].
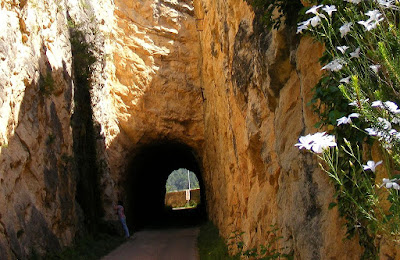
[124, 141, 207, 230]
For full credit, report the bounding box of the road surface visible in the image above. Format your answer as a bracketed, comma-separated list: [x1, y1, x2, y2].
[102, 227, 199, 260]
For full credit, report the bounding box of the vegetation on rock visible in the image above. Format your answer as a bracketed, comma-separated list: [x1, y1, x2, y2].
[296, 0, 400, 258]
[246, 0, 304, 29]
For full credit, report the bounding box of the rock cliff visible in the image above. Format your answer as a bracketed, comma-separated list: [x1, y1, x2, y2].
[194, 0, 361, 257]
[0, 0, 370, 258]
[0, 0, 77, 257]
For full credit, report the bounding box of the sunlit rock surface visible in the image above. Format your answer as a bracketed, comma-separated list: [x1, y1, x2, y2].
[99, 0, 205, 215]
[0, 0, 78, 257]
[194, 0, 361, 258]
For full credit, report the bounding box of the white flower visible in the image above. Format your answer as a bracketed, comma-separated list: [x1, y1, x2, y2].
[295, 134, 314, 150]
[358, 20, 376, 31]
[365, 127, 382, 136]
[378, 117, 392, 129]
[337, 45, 349, 54]
[340, 76, 351, 84]
[382, 178, 400, 190]
[358, 10, 384, 31]
[349, 112, 360, 118]
[340, 22, 353, 38]
[349, 101, 358, 106]
[391, 117, 400, 124]
[295, 132, 336, 153]
[366, 10, 384, 22]
[297, 20, 311, 34]
[349, 98, 369, 107]
[363, 160, 383, 172]
[321, 59, 345, 72]
[323, 5, 337, 16]
[384, 101, 400, 113]
[386, 182, 394, 188]
[337, 117, 350, 126]
[310, 14, 326, 27]
[337, 113, 360, 125]
[350, 47, 361, 58]
[377, 0, 399, 9]
[370, 64, 381, 73]
[345, 0, 363, 3]
[306, 5, 324, 15]
[311, 133, 337, 153]
[372, 100, 384, 108]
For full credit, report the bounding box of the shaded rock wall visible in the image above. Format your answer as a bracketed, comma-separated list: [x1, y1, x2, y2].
[0, 0, 76, 258]
[0, 0, 113, 258]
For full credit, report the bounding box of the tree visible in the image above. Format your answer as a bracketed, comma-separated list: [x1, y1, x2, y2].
[166, 168, 200, 192]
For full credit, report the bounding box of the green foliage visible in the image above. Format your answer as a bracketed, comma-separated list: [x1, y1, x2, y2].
[298, 0, 400, 257]
[246, 0, 304, 30]
[198, 223, 292, 260]
[198, 222, 237, 260]
[185, 200, 198, 208]
[69, 17, 102, 232]
[166, 168, 200, 192]
[318, 144, 380, 257]
[227, 225, 292, 259]
[38, 72, 55, 97]
[69, 28, 97, 88]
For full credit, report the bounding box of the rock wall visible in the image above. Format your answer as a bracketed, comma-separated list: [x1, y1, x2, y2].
[194, 0, 362, 258]
[0, 0, 76, 258]
[0, 0, 113, 258]
[98, 0, 205, 218]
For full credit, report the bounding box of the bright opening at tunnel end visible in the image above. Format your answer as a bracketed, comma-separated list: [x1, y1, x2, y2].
[165, 168, 201, 210]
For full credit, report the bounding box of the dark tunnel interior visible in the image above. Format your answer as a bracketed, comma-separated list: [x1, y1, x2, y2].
[125, 141, 207, 230]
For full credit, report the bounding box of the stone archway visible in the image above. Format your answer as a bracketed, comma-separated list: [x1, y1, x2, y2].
[123, 141, 206, 229]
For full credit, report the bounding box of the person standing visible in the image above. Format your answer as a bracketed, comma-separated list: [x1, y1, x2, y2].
[114, 201, 130, 238]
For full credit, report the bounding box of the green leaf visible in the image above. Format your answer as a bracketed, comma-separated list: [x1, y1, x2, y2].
[328, 202, 337, 210]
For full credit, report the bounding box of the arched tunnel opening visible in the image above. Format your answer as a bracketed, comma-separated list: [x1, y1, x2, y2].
[124, 141, 207, 230]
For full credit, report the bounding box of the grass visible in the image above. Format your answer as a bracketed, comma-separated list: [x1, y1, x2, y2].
[197, 222, 239, 260]
[31, 233, 125, 260]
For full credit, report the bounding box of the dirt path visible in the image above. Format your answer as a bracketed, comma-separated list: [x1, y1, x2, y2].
[102, 227, 199, 260]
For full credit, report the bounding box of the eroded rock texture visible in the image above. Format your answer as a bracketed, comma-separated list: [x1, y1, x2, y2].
[194, 0, 362, 258]
[0, 0, 76, 257]
[0, 0, 113, 258]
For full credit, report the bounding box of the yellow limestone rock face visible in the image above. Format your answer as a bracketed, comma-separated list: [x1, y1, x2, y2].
[194, 0, 362, 258]
[0, 0, 114, 258]
[109, 0, 203, 148]
[0, 0, 77, 258]
[100, 0, 205, 211]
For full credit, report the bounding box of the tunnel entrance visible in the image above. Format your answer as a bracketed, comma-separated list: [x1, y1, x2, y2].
[125, 142, 206, 230]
